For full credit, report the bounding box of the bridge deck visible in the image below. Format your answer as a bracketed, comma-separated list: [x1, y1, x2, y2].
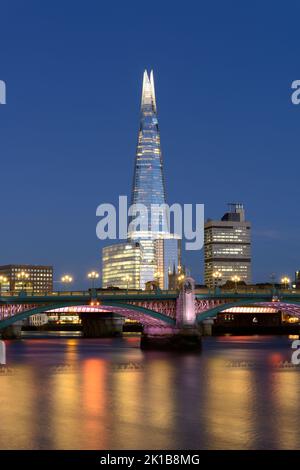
[0, 290, 179, 304]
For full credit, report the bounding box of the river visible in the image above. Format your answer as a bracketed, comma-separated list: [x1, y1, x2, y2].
[0, 333, 299, 450]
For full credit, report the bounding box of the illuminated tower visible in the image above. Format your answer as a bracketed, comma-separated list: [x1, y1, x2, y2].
[204, 203, 252, 288]
[128, 70, 172, 288]
[130, 70, 168, 234]
[102, 71, 180, 290]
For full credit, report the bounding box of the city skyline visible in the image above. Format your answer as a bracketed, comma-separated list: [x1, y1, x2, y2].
[1, 2, 300, 458]
[0, 2, 300, 287]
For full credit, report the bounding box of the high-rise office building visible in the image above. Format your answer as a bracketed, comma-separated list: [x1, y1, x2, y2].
[204, 204, 251, 288]
[102, 70, 180, 289]
[128, 70, 172, 288]
[294, 270, 300, 288]
[0, 264, 53, 293]
[129, 70, 168, 235]
[102, 242, 142, 289]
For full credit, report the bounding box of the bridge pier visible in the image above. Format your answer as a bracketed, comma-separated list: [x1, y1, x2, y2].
[141, 278, 202, 351]
[199, 319, 214, 336]
[0, 322, 22, 339]
[141, 326, 201, 351]
[80, 312, 124, 338]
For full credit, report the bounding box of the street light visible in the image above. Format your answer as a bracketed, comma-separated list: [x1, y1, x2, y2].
[212, 271, 222, 290]
[0, 275, 8, 294]
[231, 275, 241, 293]
[281, 276, 290, 290]
[177, 272, 185, 288]
[16, 271, 29, 292]
[122, 274, 132, 291]
[88, 271, 100, 289]
[61, 275, 73, 289]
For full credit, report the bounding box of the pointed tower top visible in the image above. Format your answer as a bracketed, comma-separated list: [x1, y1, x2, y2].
[141, 69, 157, 112]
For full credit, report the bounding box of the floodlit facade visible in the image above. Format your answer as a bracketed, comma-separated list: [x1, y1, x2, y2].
[204, 204, 251, 288]
[27, 314, 49, 327]
[0, 264, 53, 293]
[102, 242, 142, 289]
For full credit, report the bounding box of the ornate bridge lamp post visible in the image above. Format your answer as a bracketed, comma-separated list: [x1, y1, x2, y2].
[88, 271, 100, 289]
[212, 271, 222, 294]
[0, 275, 8, 295]
[16, 271, 29, 294]
[231, 275, 241, 294]
[61, 275, 73, 290]
[122, 274, 132, 291]
[281, 276, 290, 291]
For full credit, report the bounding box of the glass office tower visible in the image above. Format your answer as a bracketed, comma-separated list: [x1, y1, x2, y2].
[102, 242, 142, 289]
[128, 70, 171, 288]
[130, 70, 168, 235]
[102, 71, 180, 290]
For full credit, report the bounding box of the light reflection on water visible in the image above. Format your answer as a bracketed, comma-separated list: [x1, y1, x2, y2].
[0, 334, 299, 449]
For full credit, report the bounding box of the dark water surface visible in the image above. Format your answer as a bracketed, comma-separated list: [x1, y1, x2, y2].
[0, 334, 299, 450]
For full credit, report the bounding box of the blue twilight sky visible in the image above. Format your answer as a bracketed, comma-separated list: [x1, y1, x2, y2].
[0, 0, 300, 288]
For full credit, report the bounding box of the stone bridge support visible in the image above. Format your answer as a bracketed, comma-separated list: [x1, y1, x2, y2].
[141, 278, 202, 351]
[0, 321, 23, 339]
[80, 312, 124, 338]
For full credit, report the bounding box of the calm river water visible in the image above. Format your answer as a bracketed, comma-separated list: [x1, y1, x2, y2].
[0, 333, 299, 450]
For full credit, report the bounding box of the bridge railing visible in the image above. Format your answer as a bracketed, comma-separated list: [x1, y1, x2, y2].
[1, 287, 300, 300]
[0, 289, 179, 298]
[195, 288, 300, 296]
[0, 291, 91, 297]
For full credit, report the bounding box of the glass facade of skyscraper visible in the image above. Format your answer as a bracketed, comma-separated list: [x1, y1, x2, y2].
[102, 71, 180, 290]
[129, 70, 168, 236]
[102, 242, 142, 289]
[128, 70, 177, 288]
[154, 237, 181, 289]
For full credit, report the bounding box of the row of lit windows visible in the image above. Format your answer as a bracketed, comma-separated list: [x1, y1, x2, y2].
[206, 247, 250, 255]
[206, 266, 250, 273]
[11, 268, 52, 273]
[223, 307, 277, 313]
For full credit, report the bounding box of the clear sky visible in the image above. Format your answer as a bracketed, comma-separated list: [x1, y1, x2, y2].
[0, 0, 300, 288]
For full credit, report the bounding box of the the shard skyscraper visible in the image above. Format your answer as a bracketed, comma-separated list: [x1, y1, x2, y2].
[130, 70, 168, 232]
[128, 70, 179, 288]
[102, 71, 180, 290]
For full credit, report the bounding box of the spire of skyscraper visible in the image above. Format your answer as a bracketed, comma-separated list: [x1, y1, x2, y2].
[141, 70, 156, 112]
[130, 69, 167, 236]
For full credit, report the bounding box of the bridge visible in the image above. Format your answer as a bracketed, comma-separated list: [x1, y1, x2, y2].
[195, 290, 300, 318]
[0, 284, 300, 348]
[0, 279, 199, 349]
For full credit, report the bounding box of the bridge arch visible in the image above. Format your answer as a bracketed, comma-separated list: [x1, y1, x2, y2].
[0, 301, 176, 329]
[196, 300, 300, 323]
